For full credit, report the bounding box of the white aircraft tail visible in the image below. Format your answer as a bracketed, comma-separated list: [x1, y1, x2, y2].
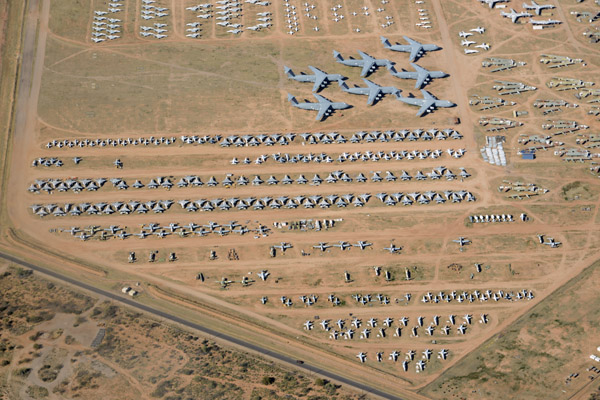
[287, 94, 298, 104]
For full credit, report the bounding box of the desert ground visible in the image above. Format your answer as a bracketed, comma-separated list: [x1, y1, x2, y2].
[1, 0, 600, 398]
[0, 263, 366, 399]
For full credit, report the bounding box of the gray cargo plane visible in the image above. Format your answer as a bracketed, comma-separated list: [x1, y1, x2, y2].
[479, 0, 509, 8]
[338, 79, 400, 105]
[395, 90, 455, 117]
[284, 66, 346, 92]
[501, 8, 532, 23]
[523, 0, 555, 15]
[333, 50, 392, 77]
[288, 93, 352, 121]
[380, 36, 441, 62]
[387, 63, 448, 89]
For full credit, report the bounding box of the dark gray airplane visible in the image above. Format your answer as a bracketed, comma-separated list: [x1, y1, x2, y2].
[387, 63, 448, 89]
[338, 78, 400, 105]
[287, 93, 352, 121]
[284, 65, 346, 92]
[380, 36, 441, 62]
[333, 50, 392, 77]
[395, 89, 455, 117]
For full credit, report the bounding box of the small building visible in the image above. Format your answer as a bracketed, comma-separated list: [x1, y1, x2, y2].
[521, 150, 536, 160]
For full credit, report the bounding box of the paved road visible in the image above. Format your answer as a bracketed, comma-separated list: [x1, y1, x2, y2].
[0, 252, 405, 400]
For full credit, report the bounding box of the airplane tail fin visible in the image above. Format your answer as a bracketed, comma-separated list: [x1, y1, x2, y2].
[380, 36, 391, 48]
[287, 93, 298, 104]
[283, 66, 294, 78]
[332, 50, 343, 61]
[385, 63, 397, 73]
[337, 79, 349, 91]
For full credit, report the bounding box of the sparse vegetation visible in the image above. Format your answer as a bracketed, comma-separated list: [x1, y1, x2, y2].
[0, 264, 362, 399]
[26, 385, 49, 398]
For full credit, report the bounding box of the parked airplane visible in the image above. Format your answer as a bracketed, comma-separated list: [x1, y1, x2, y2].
[257, 270, 270, 281]
[395, 89, 455, 117]
[357, 352, 367, 362]
[501, 8, 533, 23]
[313, 242, 332, 251]
[338, 79, 399, 105]
[479, 0, 509, 8]
[529, 18, 561, 25]
[353, 241, 372, 250]
[538, 234, 562, 247]
[386, 63, 448, 89]
[470, 26, 486, 34]
[334, 241, 352, 251]
[62, 226, 82, 235]
[523, 0, 555, 15]
[464, 49, 479, 55]
[284, 65, 346, 92]
[216, 277, 234, 288]
[332, 50, 392, 77]
[380, 36, 441, 62]
[383, 243, 402, 253]
[76, 232, 91, 241]
[452, 236, 471, 246]
[287, 93, 351, 121]
[273, 242, 293, 252]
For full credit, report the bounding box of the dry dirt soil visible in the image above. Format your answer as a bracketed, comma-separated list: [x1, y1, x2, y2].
[2, 0, 600, 398]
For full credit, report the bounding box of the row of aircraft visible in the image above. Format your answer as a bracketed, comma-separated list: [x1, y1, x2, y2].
[43, 129, 462, 149]
[312, 241, 400, 253]
[286, 63, 446, 94]
[28, 167, 470, 194]
[60, 221, 270, 241]
[231, 148, 466, 165]
[30, 166, 470, 195]
[421, 289, 534, 304]
[355, 349, 449, 365]
[32, 189, 476, 217]
[309, 314, 488, 331]
[288, 91, 454, 120]
[479, 0, 554, 14]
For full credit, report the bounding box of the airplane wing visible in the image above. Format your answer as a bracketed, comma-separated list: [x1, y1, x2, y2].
[309, 66, 326, 92]
[315, 103, 331, 120]
[360, 61, 374, 77]
[416, 99, 434, 117]
[415, 72, 428, 89]
[367, 88, 380, 105]
[409, 46, 421, 62]
[421, 89, 435, 100]
[312, 76, 325, 92]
